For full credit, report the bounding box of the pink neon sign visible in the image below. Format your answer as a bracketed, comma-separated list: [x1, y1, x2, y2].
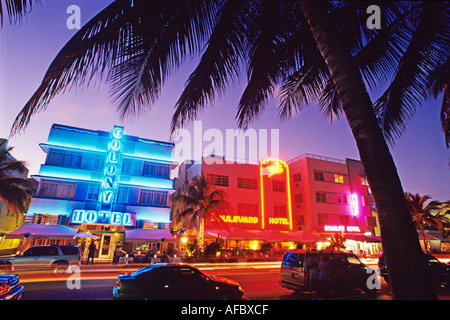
[350, 193, 359, 216]
[324, 225, 361, 233]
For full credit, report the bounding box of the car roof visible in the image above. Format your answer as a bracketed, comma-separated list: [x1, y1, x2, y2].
[284, 249, 352, 255]
[130, 263, 195, 277]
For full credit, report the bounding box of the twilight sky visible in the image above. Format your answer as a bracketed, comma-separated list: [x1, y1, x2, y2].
[1, 0, 449, 201]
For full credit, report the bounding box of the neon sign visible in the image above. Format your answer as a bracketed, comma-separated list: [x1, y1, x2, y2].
[350, 193, 359, 216]
[261, 158, 284, 177]
[70, 209, 136, 226]
[269, 217, 290, 225]
[324, 225, 361, 233]
[101, 126, 124, 207]
[260, 158, 293, 230]
[219, 215, 259, 224]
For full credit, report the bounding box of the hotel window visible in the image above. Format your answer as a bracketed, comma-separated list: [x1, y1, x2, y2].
[340, 215, 349, 225]
[136, 220, 158, 229]
[46, 150, 82, 168]
[318, 214, 328, 225]
[142, 161, 170, 178]
[296, 215, 305, 225]
[32, 214, 59, 225]
[293, 173, 301, 182]
[316, 192, 327, 203]
[93, 156, 105, 171]
[272, 179, 286, 192]
[139, 190, 168, 206]
[86, 184, 100, 201]
[237, 177, 257, 190]
[361, 177, 370, 187]
[294, 193, 303, 203]
[314, 171, 325, 181]
[39, 180, 76, 199]
[273, 205, 287, 217]
[367, 216, 378, 227]
[116, 187, 129, 204]
[334, 174, 344, 184]
[336, 194, 348, 204]
[364, 196, 375, 207]
[237, 203, 258, 216]
[121, 159, 132, 174]
[208, 174, 229, 187]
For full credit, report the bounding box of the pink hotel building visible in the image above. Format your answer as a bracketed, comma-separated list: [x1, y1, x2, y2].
[172, 153, 380, 242]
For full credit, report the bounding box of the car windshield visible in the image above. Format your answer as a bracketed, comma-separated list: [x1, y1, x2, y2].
[131, 266, 154, 277]
[347, 254, 363, 266]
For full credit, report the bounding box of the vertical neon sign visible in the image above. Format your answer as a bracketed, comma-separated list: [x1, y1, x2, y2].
[260, 158, 293, 230]
[100, 126, 124, 210]
[350, 193, 359, 216]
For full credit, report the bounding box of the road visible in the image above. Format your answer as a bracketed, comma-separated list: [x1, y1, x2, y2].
[18, 261, 395, 300]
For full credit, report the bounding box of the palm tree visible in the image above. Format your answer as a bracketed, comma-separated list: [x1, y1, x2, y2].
[405, 193, 445, 253]
[173, 172, 231, 250]
[7, 0, 449, 299]
[0, 140, 31, 218]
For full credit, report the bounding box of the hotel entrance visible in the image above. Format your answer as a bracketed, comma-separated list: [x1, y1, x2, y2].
[99, 234, 113, 260]
[79, 224, 124, 261]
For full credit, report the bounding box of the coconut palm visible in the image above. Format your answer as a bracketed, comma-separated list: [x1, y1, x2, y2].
[8, 0, 449, 299]
[405, 193, 445, 253]
[173, 172, 231, 250]
[0, 141, 31, 218]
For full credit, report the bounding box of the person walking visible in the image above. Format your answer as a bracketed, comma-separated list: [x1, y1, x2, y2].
[113, 246, 126, 264]
[87, 241, 96, 265]
[318, 255, 331, 299]
[305, 255, 320, 299]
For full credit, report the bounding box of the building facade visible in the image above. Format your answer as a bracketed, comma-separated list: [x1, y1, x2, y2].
[172, 156, 293, 233]
[13, 124, 176, 260]
[172, 153, 380, 254]
[287, 154, 379, 237]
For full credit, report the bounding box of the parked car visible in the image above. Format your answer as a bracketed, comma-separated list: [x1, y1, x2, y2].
[279, 250, 376, 294]
[378, 252, 450, 286]
[0, 245, 81, 274]
[0, 274, 24, 300]
[113, 263, 244, 300]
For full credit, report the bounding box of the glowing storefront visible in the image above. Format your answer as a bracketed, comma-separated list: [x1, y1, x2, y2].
[20, 124, 176, 260]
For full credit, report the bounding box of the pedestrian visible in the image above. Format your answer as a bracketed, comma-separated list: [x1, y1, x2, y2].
[305, 255, 320, 299]
[150, 245, 157, 258]
[113, 246, 125, 264]
[317, 255, 331, 299]
[87, 241, 96, 265]
[160, 251, 169, 263]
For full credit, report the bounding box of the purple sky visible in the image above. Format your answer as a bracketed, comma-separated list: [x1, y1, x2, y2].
[1, 0, 449, 201]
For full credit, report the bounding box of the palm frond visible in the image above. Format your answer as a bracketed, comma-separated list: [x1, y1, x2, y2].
[236, 1, 301, 129]
[425, 50, 450, 148]
[11, 0, 134, 135]
[170, 0, 251, 133]
[0, 0, 36, 26]
[0, 182, 30, 216]
[109, 0, 220, 120]
[11, 0, 219, 135]
[374, 2, 450, 144]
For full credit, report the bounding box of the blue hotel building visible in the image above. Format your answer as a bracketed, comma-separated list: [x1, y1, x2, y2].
[18, 124, 176, 260]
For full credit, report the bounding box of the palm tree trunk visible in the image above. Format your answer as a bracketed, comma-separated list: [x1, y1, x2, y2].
[299, 1, 436, 299]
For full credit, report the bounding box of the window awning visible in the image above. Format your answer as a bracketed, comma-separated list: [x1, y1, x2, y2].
[125, 229, 175, 242]
[5, 224, 79, 240]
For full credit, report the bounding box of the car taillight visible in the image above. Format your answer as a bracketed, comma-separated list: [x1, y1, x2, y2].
[116, 280, 122, 291]
[0, 283, 10, 296]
